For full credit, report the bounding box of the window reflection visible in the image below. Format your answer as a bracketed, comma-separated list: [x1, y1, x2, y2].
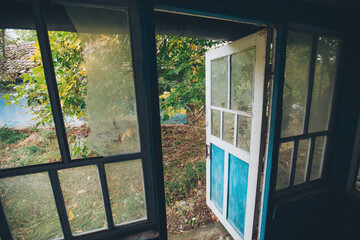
[281, 32, 312, 138]
[308, 37, 339, 133]
[47, 7, 140, 159]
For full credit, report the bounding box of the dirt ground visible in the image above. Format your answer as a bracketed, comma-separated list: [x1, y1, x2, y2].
[166, 184, 219, 235]
[161, 112, 219, 235]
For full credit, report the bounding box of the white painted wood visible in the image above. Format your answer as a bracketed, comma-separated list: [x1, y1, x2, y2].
[220, 110, 224, 140]
[206, 29, 268, 240]
[206, 46, 212, 203]
[227, 55, 232, 109]
[209, 135, 250, 163]
[223, 150, 230, 219]
[234, 114, 239, 146]
[211, 106, 252, 118]
[258, 29, 276, 240]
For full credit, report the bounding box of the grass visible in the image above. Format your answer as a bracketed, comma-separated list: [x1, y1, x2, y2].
[0, 126, 149, 239]
[0, 127, 60, 169]
[0, 127, 28, 146]
[0, 173, 63, 240]
[162, 112, 206, 205]
[0, 113, 206, 239]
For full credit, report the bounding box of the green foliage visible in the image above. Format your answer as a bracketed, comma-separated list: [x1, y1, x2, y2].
[156, 35, 223, 122]
[70, 138, 90, 159]
[6, 33, 221, 126]
[4, 29, 37, 45]
[0, 127, 28, 145]
[8, 31, 86, 126]
[164, 160, 206, 205]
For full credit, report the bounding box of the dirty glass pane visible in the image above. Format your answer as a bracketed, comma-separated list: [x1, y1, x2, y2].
[230, 48, 255, 113]
[276, 142, 294, 190]
[211, 56, 228, 108]
[308, 37, 339, 133]
[227, 154, 248, 237]
[0, 28, 61, 169]
[223, 112, 234, 144]
[211, 109, 221, 138]
[0, 173, 63, 239]
[310, 136, 326, 181]
[46, 6, 140, 159]
[281, 32, 312, 138]
[58, 165, 107, 234]
[294, 139, 310, 185]
[105, 159, 146, 225]
[236, 115, 252, 152]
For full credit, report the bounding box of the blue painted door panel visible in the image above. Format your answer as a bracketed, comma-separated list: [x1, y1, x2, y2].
[227, 154, 249, 237]
[210, 143, 225, 213]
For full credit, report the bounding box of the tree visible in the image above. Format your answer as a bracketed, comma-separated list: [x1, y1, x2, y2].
[4, 33, 223, 137]
[156, 35, 223, 122]
[4, 31, 86, 126]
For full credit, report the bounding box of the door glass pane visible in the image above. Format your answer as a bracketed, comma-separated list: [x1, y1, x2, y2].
[105, 159, 146, 225]
[211, 109, 221, 138]
[294, 138, 310, 185]
[0, 173, 63, 239]
[230, 48, 255, 113]
[308, 37, 339, 133]
[281, 32, 312, 138]
[210, 144, 224, 212]
[223, 112, 234, 144]
[211, 56, 228, 108]
[58, 165, 107, 234]
[46, 6, 140, 159]
[276, 141, 294, 190]
[0, 28, 61, 169]
[236, 115, 252, 152]
[227, 154, 248, 238]
[310, 136, 326, 180]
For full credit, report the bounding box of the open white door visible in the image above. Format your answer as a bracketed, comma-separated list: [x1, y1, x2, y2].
[206, 29, 267, 240]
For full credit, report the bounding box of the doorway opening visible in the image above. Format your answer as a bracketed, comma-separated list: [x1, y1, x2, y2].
[154, 10, 271, 240]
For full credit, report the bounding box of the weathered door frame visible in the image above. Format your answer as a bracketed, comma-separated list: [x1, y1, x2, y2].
[153, 6, 285, 240]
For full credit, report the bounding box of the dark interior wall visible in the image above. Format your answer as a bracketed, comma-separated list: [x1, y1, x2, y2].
[326, 32, 360, 240]
[2, 0, 359, 239]
[268, 191, 331, 240]
[268, 32, 360, 240]
[153, 0, 359, 33]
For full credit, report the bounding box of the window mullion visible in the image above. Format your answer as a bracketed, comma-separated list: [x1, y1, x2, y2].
[48, 170, 73, 239]
[305, 137, 316, 182]
[97, 164, 115, 230]
[0, 199, 13, 240]
[289, 139, 299, 186]
[32, 0, 71, 163]
[303, 35, 318, 134]
[129, 0, 167, 237]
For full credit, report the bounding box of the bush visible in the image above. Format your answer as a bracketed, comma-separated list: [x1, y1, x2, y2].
[0, 127, 28, 145]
